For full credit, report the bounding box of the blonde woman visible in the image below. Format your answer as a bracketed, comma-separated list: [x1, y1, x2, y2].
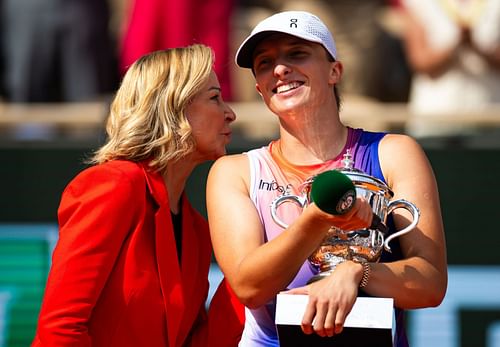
[32, 44, 236, 347]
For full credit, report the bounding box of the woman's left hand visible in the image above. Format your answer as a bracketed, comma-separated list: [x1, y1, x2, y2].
[282, 260, 363, 337]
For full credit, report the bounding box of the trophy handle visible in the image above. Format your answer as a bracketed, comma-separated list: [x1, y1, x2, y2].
[384, 199, 420, 252]
[270, 195, 308, 229]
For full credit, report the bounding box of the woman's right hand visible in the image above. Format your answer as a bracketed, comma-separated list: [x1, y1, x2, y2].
[311, 197, 373, 232]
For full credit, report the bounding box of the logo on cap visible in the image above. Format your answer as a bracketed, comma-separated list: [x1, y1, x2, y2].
[290, 18, 298, 28]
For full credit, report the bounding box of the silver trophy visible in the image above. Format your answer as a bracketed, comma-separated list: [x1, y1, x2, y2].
[271, 151, 420, 283]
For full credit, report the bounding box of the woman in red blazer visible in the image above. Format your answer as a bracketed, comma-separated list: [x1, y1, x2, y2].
[31, 44, 241, 347]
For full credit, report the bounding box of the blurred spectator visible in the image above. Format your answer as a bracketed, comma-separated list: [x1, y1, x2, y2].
[0, 0, 119, 103]
[120, 0, 234, 100]
[400, 0, 500, 138]
[231, 0, 411, 102]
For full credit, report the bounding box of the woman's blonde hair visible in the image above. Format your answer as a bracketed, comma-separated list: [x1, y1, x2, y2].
[90, 44, 214, 172]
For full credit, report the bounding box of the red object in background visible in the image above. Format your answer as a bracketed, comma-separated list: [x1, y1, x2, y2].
[120, 0, 234, 100]
[386, 0, 403, 8]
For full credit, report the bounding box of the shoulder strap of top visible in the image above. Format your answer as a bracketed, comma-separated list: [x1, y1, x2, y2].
[349, 128, 387, 183]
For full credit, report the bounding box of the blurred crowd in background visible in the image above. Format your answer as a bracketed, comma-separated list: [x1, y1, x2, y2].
[0, 0, 499, 141]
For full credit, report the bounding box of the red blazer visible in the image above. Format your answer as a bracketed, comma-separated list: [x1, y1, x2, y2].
[208, 278, 245, 347]
[32, 160, 212, 347]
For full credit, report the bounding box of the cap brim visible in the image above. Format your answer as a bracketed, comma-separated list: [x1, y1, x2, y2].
[235, 31, 284, 69]
[236, 30, 333, 69]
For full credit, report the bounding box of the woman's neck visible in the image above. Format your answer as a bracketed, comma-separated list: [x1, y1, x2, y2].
[278, 122, 348, 165]
[163, 160, 195, 214]
[274, 97, 347, 164]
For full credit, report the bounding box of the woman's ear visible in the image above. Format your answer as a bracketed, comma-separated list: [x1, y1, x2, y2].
[255, 83, 263, 97]
[329, 61, 343, 85]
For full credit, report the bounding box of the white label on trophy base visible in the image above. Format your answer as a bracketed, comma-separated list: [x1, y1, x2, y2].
[275, 294, 394, 347]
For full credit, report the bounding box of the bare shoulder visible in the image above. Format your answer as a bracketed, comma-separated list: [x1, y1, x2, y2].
[378, 133, 434, 188]
[380, 133, 422, 153]
[208, 153, 250, 189]
[210, 153, 248, 171]
[379, 133, 428, 162]
[209, 153, 249, 176]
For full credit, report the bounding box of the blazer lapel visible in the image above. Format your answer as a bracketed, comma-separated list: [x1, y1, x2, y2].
[143, 165, 184, 347]
[174, 194, 204, 346]
[181, 196, 200, 294]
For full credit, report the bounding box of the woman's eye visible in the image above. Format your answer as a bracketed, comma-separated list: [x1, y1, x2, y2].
[255, 58, 271, 69]
[290, 50, 307, 58]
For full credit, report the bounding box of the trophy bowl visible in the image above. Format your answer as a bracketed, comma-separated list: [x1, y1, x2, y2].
[271, 151, 420, 283]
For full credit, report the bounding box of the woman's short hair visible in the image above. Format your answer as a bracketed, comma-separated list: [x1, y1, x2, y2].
[90, 44, 214, 172]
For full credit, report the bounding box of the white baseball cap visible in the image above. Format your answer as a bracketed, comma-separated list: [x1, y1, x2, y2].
[235, 11, 337, 69]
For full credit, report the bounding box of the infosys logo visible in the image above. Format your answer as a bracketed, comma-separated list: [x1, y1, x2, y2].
[258, 179, 293, 194]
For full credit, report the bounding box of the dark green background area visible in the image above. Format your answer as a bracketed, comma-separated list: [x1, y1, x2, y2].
[460, 309, 500, 347]
[1, 142, 499, 265]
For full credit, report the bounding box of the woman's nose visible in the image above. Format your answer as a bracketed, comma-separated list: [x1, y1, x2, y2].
[225, 104, 236, 121]
[273, 61, 291, 77]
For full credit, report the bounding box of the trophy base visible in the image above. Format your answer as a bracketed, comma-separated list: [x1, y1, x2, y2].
[275, 293, 394, 347]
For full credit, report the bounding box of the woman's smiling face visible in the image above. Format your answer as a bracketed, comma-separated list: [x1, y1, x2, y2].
[252, 33, 341, 115]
